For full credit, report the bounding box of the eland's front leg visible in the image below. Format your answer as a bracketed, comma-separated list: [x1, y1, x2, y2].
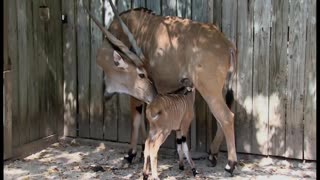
[125, 98, 145, 164]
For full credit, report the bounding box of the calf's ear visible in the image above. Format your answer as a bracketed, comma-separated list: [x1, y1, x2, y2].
[113, 50, 128, 69]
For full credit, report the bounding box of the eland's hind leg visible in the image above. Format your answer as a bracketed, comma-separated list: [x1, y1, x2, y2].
[205, 96, 237, 174]
[195, 82, 237, 175]
[209, 123, 224, 167]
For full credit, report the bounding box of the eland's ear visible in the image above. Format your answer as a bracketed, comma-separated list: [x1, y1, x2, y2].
[113, 51, 128, 69]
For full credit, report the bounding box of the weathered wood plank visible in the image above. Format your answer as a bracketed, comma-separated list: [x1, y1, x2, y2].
[26, 0, 35, 142]
[212, 0, 222, 29]
[3, 0, 12, 160]
[33, 0, 49, 138]
[30, 0, 42, 141]
[3, 0, 9, 71]
[117, 0, 131, 13]
[117, 94, 132, 143]
[146, 0, 160, 15]
[77, 0, 91, 138]
[220, 0, 237, 152]
[8, 0, 19, 148]
[4, 72, 12, 159]
[268, 0, 288, 157]
[16, 0, 31, 145]
[252, 0, 271, 155]
[47, 0, 63, 137]
[222, 0, 236, 44]
[192, 0, 208, 22]
[104, 95, 118, 141]
[235, 0, 254, 153]
[133, 0, 145, 8]
[286, 0, 307, 159]
[102, 0, 119, 141]
[303, 0, 316, 161]
[177, 0, 191, 19]
[194, 91, 207, 152]
[89, 0, 104, 139]
[162, 0, 177, 16]
[62, 0, 77, 137]
[117, 0, 132, 143]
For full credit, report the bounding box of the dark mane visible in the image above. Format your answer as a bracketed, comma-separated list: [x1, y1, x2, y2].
[119, 7, 155, 16]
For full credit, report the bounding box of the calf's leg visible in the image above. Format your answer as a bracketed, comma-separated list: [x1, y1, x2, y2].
[143, 138, 151, 180]
[148, 130, 171, 180]
[176, 131, 185, 170]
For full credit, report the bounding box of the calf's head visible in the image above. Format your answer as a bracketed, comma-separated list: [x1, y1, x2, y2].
[97, 41, 156, 104]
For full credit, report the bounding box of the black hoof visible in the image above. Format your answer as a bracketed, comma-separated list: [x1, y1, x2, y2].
[179, 165, 184, 171]
[192, 168, 199, 177]
[124, 149, 137, 164]
[143, 173, 148, 180]
[224, 160, 237, 176]
[208, 154, 218, 167]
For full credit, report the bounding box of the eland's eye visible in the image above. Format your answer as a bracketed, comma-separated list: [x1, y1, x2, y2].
[138, 73, 145, 78]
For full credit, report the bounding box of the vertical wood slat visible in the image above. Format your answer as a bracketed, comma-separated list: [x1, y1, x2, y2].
[8, 0, 20, 147]
[31, 0, 42, 140]
[286, 0, 307, 159]
[63, 0, 77, 137]
[26, 0, 38, 139]
[162, 0, 177, 16]
[41, 0, 55, 137]
[146, 0, 161, 15]
[77, 0, 91, 138]
[268, 0, 288, 157]
[16, 0, 32, 145]
[220, 0, 237, 151]
[192, 0, 208, 22]
[4, 0, 12, 159]
[47, 0, 63, 136]
[132, 0, 145, 8]
[222, 0, 237, 44]
[177, 0, 191, 19]
[117, 0, 133, 143]
[102, 0, 119, 141]
[252, 0, 271, 155]
[4, 0, 9, 71]
[235, 0, 254, 153]
[4, 72, 12, 160]
[212, 0, 222, 30]
[303, 0, 316, 160]
[89, 0, 104, 139]
[252, 0, 272, 155]
[117, 0, 131, 13]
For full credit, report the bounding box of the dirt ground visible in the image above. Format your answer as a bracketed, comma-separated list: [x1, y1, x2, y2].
[4, 139, 316, 180]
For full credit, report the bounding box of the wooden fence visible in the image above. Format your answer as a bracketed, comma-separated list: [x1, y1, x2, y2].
[5, 0, 63, 159]
[5, 0, 316, 161]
